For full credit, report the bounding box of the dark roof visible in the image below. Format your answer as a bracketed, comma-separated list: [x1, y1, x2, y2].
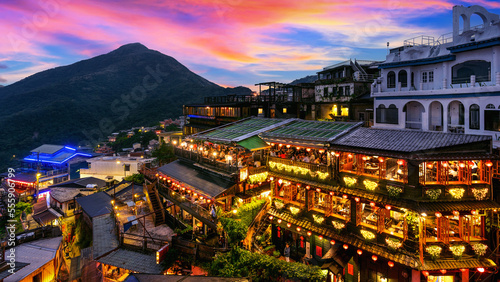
[33, 209, 60, 225]
[260, 120, 362, 148]
[30, 144, 65, 154]
[97, 249, 164, 274]
[0, 262, 29, 280]
[190, 117, 292, 143]
[126, 274, 249, 282]
[49, 177, 106, 189]
[332, 128, 492, 155]
[92, 215, 119, 258]
[76, 192, 113, 218]
[11, 173, 37, 183]
[422, 258, 496, 271]
[158, 160, 233, 198]
[50, 188, 91, 203]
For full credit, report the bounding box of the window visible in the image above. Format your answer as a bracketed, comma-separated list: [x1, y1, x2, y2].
[485, 106, 500, 132]
[324, 87, 328, 96]
[387, 71, 396, 88]
[452, 60, 491, 84]
[376, 104, 398, 124]
[258, 108, 263, 114]
[422, 72, 428, 83]
[398, 70, 407, 88]
[124, 164, 130, 171]
[282, 108, 287, 114]
[470, 104, 480, 130]
[429, 71, 434, 82]
[345, 86, 350, 96]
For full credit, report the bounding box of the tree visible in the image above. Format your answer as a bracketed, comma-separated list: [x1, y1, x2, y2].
[219, 217, 247, 245]
[151, 142, 176, 166]
[124, 173, 145, 184]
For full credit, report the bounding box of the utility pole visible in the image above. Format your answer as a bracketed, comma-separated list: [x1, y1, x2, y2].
[35, 152, 40, 203]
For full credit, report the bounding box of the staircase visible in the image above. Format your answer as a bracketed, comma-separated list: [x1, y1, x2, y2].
[244, 201, 271, 252]
[144, 182, 165, 226]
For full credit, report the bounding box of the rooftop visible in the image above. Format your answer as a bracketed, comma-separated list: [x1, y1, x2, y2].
[76, 191, 113, 218]
[24, 145, 93, 164]
[97, 248, 164, 274]
[50, 187, 92, 203]
[92, 214, 119, 258]
[260, 120, 363, 148]
[331, 128, 492, 155]
[190, 117, 293, 143]
[4, 237, 62, 282]
[158, 160, 233, 198]
[49, 176, 107, 189]
[87, 155, 155, 163]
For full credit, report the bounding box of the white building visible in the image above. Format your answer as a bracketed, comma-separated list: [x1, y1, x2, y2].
[79, 155, 155, 181]
[372, 5, 500, 143]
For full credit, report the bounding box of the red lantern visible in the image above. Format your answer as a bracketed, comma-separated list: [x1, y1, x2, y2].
[287, 223, 291, 228]
[330, 240, 335, 245]
[348, 154, 353, 158]
[278, 179, 283, 185]
[343, 244, 348, 250]
[316, 188, 321, 192]
[378, 157, 384, 163]
[435, 212, 442, 218]
[372, 255, 378, 261]
[385, 205, 391, 210]
[343, 194, 348, 199]
[318, 235, 323, 240]
[477, 268, 485, 273]
[388, 261, 394, 268]
[397, 159, 404, 166]
[357, 249, 363, 255]
[440, 269, 447, 274]
[460, 269, 467, 272]
[306, 185, 310, 190]
[486, 161, 493, 167]
[427, 163, 433, 169]
[277, 219, 282, 224]
[307, 231, 312, 236]
[422, 271, 429, 277]
[329, 191, 334, 196]
[370, 202, 376, 207]
[269, 215, 274, 220]
[355, 197, 360, 202]
[459, 162, 465, 168]
[296, 227, 301, 232]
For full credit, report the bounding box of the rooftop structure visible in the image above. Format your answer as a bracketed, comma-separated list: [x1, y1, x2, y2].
[79, 155, 155, 181]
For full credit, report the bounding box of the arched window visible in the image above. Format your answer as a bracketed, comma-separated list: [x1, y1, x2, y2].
[485, 104, 500, 132]
[398, 70, 408, 88]
[470, 104, 480, 130]
[376, 104, 398, 124]
[452, 60, 491, 84]
[387, 71, 396, 88]
[486, 104, 495, 109]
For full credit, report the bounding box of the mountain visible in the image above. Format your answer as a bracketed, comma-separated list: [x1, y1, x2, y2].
[0, 43, 251, 170]
[289, 75, 317, 85]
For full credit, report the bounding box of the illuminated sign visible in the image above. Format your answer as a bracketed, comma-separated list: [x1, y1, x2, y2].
[156, 243, 170, 264]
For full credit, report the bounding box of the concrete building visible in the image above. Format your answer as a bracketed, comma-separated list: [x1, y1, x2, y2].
[372, 5, 500, 145]
[80, 156, 155, 181]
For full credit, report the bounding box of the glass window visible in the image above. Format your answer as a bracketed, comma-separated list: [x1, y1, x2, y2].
[485, 109, 500, 131]
[258, 108, 263, 114]
[345, 86, 350, 96]
[376, 104, 398, 124]
[398, 70, 407, 87]
[470, 104, 480, 130]
[387, 71, 396, 88]
[452, 60, 491, 84]
[429, 71, 434, 82]
[282, 108, 287, 114]
[422, 72, 428, 83]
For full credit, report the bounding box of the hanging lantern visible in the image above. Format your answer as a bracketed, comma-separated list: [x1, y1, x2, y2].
[343, 244, 348, 250]
[306, 185, 311, 190]
[357, 249, 363, 255]
[435, 212, 442, 218]
[279, 144, 283, 147]
[422, 271, 429, 277]
[397, 159, 404, 166]
[459, 162, 466, 168]
[287, 223, 292, 228]
[486, 161, 493, 167]
[343, 194, 348, 199]
[427, 162, 433, 169]
[307, 231, 312, 236]
[329, 191, 334, 196]
[362, 156, 367, 161]
[459, 269, 467, 272]
[296, 147, 300, 150]
[378, 157, 384, 163]
[372, 255, 378, 261]
[385, 205, 391, 210]
[316, 188, 321, 193]
[440, 270, 447, 274]
[330, 240, 335, 245]
[306, 148, 311, 152]
[277, 219, 282, 224]
[348, 154, 353, 159]
[355, 197, 360, 202]
[269, 216, 274, 220]
[388, 261, 394, 268]
[286, 145, 291, 148]
[318, 235, 323, 240]
[477, 268, 485, 273]
[442, 162, 448, 168]
[278, 179, 283, 185]
[471, 210, 477, 215]
[370, 202, 376, 207]
[335, 152, 340, 157]
[296, 227, 301, 232]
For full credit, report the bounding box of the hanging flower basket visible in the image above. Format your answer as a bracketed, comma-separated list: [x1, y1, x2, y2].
[385, 237, 403, 251]
[361, 230, 376, 241]
[472, 243, 487, 257]
[448, 188, 465, 199]
[363, 179, 378, 191]
[274, 199, 284, 210]
[312, 214, 325, 225]
[387, 185, 403, 197]
[449, 245, 465, 259]
[425, 188, 442, 200]
[343, 176, 357, 187]
[472, 188, 488, 200]
[332, 220, 346, 232]
[426, 245, 442, 261]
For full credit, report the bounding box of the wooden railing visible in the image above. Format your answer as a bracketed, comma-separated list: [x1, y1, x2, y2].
[174, 147, 238, 174]
[268, 156, 329, 173]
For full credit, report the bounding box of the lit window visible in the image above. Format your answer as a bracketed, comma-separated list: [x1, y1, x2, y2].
[332, 105, 338, 116]
[258, 108, 263, 114]
[283, 108, 287, 114]
[341, 106, 349, 116]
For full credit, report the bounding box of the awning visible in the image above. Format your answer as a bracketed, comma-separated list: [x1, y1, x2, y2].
[237, 136, 270, 151]
[33, 209, 59, 225]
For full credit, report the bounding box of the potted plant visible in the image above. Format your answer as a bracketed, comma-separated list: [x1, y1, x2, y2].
[426, 245, 442, 261]
[449, 245, 465, 259]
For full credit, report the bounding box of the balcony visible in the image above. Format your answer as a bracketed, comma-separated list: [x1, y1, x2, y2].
[267, 156, 330, 184]
[174, 147, 238, 175]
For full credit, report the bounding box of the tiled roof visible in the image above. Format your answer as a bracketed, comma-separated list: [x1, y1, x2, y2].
[158, 160, 233, 198]
[268, 208, 421, 269]
[76, 191, 113, 218]
[30, 144, 65, 154]
[260, 120, 362, 147]
[191, 117, 291, 143]
[416, 200, 500, 213]
[92, 214, 119, 258]
[422, 258, 496, 271]
[50, 177, 107, 188]
[332, 128, 491, 154]
[97, 248, 164, 274]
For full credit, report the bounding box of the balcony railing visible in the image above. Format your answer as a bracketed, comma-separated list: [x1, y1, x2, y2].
[268, 156, 328, 173]
[174, 147, 239, 174]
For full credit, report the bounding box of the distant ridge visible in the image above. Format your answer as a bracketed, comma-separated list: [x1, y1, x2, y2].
[0, 43, 251, 170]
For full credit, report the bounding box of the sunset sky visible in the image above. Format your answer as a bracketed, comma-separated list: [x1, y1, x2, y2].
[1, 0, 500, 89]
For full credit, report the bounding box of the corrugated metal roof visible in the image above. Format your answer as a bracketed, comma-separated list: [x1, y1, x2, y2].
[30, 144, 65, 154]
[332, 128, 491, 153]
[97, 248, 164, 274]
[76, 191, 113, 218]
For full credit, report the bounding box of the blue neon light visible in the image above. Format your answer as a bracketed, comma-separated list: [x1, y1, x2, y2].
[64, 146, 77, 151]
[23, 153, 93, 164]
